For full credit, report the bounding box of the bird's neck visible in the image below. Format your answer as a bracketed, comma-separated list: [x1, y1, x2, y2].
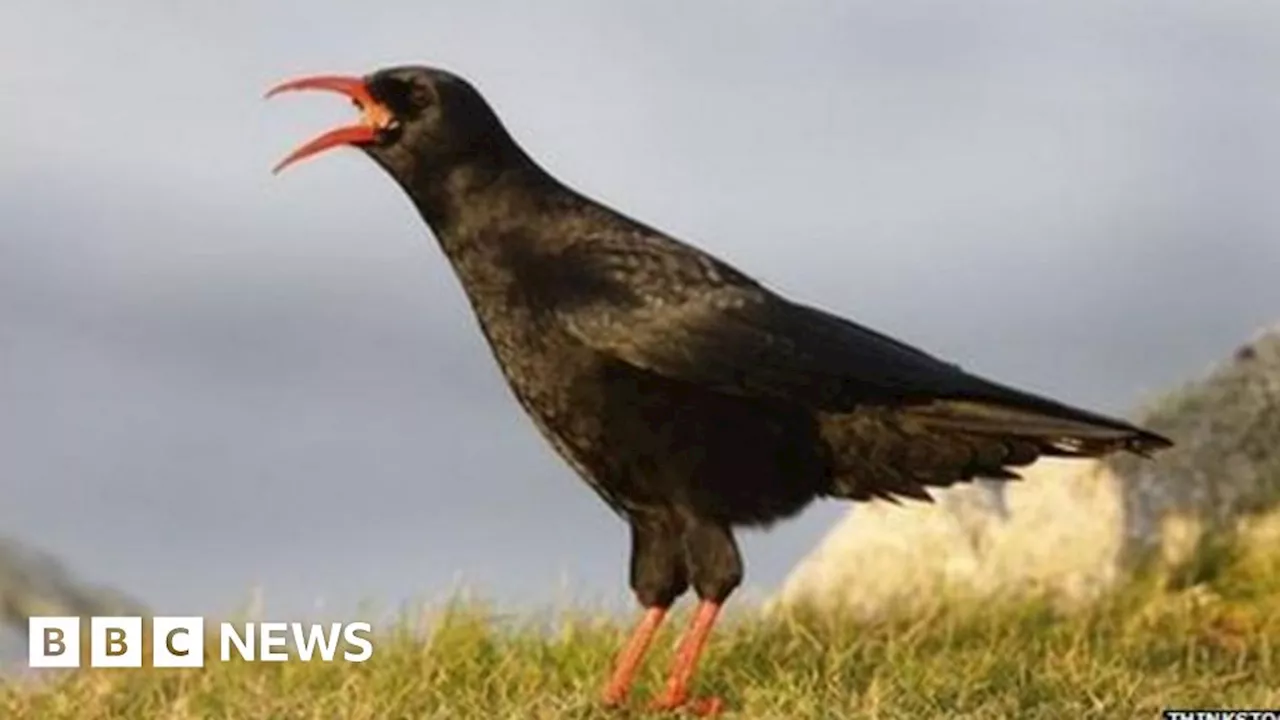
[404, 160, 498, 223]
[399, 150, 566, 255]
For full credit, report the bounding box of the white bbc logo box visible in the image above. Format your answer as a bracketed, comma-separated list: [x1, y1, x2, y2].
[29, 616, 205, 668]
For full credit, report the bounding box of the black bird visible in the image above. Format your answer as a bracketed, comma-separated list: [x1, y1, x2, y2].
[267, 66, 1172, 714]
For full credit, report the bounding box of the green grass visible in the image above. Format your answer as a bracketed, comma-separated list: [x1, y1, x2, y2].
[4, 542, 1279, 720]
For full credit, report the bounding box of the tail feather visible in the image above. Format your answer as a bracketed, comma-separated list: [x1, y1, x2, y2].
[819, 396, 1171, 504]
[926, 373, 1175, 454]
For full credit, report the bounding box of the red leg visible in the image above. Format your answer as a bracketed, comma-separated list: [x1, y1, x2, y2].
[602, 606, 668, 707]
[649, 600, 725, 716]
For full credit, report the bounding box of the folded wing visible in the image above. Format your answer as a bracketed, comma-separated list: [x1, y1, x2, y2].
[546, 233, 1170, 460]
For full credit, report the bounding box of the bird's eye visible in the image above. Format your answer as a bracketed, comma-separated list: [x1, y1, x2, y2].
[373, 77, 430, 116]
[408, 83, 434, 109]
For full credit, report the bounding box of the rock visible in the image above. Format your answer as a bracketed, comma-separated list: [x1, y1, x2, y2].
[0, 535, 149, 671]
[772, 325, 1280, 617]
[0, 537, 146, 628]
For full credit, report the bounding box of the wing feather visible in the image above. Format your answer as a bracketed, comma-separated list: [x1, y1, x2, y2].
[542, 232, 1169, 453]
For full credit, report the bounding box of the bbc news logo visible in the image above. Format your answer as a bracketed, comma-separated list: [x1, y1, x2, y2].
[29, 616, 374, 668]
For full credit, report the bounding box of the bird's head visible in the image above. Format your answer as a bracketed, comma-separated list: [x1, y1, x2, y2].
[267, 65, 516, 179]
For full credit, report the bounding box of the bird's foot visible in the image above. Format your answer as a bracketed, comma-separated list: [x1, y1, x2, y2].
[647, 692, 725, 716]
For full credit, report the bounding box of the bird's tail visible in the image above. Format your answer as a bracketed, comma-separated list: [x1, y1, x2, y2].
[819, 393, 1170, 504]
[905, 396, 1172, 458]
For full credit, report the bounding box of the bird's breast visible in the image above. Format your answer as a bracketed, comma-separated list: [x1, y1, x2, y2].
[454, 269, 601, 432]
[467, 300, 632, 509]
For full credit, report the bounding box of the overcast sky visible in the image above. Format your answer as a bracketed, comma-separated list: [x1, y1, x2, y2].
[1, 1, 1278, 625]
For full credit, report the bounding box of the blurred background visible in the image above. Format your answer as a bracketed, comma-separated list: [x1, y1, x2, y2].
[1, 0, 1278, 660]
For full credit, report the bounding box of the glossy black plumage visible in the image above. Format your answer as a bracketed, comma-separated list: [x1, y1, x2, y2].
[272, 65, 1173, 710]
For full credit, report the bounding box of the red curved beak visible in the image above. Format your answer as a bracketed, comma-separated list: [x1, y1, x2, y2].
[265, 74, 394, 174]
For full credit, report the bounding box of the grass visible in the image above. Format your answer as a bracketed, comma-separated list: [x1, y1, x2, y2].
[2, 540, 1278, 720]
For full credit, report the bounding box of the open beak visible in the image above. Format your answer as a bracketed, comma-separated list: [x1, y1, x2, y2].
[265, 74, 395, 174]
